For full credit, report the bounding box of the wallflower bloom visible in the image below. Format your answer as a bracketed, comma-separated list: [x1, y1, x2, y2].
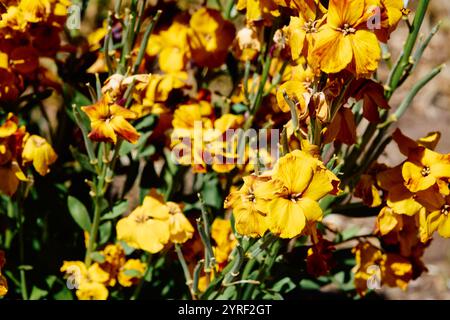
[131, 73, 187, 117]
[187, 8, 236, 68]
[0, 250, 7, 297]
[116, 196, 170, 253]
[0, 113, 28, 196]
[167, 202, 194, 244]
[171, 102, 244, 173]
[268, 150, 340, 238]
[211, 218, 237, 264]
[146, 18, 190, 73]
[353, 241, 413, 296]
[236, 0, 280, 26]
[312, 0, 381, 77]
[81, 94, 140, 144]
[402, 147, 450, 194]
[22, 134, 57, 176]
[354, 173, 382, 207]
[416, 187, 450, 240]
[377, 165, 423, 216]
[60, 261, 109, 300]
[118, 259, 147, 287]
[225, 175, 273, 237]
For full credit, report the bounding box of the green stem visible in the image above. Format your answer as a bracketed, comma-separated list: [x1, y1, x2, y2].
[16, 200, 28, 300]
[387, 0, 430, 98]
[132, 10, 162, 74]
[175, 244, 194, 295]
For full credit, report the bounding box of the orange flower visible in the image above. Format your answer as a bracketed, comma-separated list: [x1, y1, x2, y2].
[81, 94, 140, 144]
[312, 0, 381, 77]
[187, 8, 236, 68]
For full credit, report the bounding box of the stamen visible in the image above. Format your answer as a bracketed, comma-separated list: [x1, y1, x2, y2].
[421, 166, 431, 177]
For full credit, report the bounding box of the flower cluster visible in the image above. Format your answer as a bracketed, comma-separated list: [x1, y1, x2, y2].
[0, 113, 57, 196]
[0, 0, 447, 301]
[116, 192, 194, 253]
[61, 243, 147, 300]
[0, 0, 70, 102]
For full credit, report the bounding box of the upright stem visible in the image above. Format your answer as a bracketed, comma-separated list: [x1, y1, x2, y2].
[16, 200, 28, 300]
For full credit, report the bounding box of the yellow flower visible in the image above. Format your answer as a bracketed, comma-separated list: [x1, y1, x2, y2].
[377, 165, 423, 216]
[312, 0, 381, 77]
[371, 0, 406, 42]
[225, 175, 273, 237]
[75, 282, 109, 300]
[97, 243, 126, 287]
[22, 134, 57, 176]
[81, 94, 140, 144]
[0, 113, 28, 196]
[131, 73, 187, 118]
[118, 259, 147, 287]
[60, 261, 110, 300]
[285, 7, 321, 62]
[211, 218, 237, 264]
[0, 250, 7, 297]
[167, 202, 194, 244]
[146, 19, 190, 73]
[416, 186, 450, 241]
[268, 150, 340, 238]
[171, 102, 244, 173]
[354, 174, 382, 207]
[232, 26, 262, 61]
[402, 148, 450, 194]
[375, 207, 425, 257]
[276, 80, 308, 113]
[187, 8, 236, 68]
[236, 0, 280, 26]
[352, 241, 413, 296]
[116, 196, 170, 253]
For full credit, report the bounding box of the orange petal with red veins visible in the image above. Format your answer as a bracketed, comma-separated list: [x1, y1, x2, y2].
[110, 116, 140, 144]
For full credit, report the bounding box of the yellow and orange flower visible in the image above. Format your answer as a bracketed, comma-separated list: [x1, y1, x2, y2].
[187, 8, 236, 68]
[312, 0, 381, 77]
[81, 94, 140, 144]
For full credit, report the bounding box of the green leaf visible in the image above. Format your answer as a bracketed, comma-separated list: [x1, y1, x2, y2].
[18, 265, 33, 271]
[67, 196, 92, 231]
[99, 221, 112, 245]
[119, 240, 135, 255]
[101, 200, 129, 221]
[135, 114, 156, 130]
[341, 226, 360, 241]
[201, 174, 223, 209]
[90, 251, 106, 263]
[46, 275, 58, 289]
[139, 145, 156, 158]
[53, 285, 73, 300]
[119, 131, 152, 156]
[299, 279, 321, 290]
[123, 269, 143, 278]
[231, 103, 248, 114]
[272, 277, 296, 293]
[216, 286, 237, 299]
[30, 286, 48, 300]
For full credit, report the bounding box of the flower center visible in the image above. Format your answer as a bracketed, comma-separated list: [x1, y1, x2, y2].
[421, 166, 431, 177]
[338, 23, 356, 36]
[134, 214, 149, 224]
[245, 190, 256, 203]
[303, 20, 318, 33]
[441, 204, 450, 215]
[288, 192, 302, 203]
